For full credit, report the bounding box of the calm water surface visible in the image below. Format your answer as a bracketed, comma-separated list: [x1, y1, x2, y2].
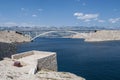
[17, 38, 120, 80]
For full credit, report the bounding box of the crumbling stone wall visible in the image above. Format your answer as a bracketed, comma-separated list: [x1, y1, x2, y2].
[0, 42, 16, 60]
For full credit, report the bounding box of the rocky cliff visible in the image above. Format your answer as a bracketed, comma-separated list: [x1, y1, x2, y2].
[0, 42, 16, 60]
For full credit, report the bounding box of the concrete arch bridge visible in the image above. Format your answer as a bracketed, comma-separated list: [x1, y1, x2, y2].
[30, 30, 80, 41]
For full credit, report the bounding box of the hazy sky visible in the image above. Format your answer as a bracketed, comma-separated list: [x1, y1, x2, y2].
[0, 0, 120, 27]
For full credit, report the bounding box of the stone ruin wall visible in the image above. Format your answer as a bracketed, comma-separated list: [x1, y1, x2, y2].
[12, 50, 58, 72]
[37, 54, 57, 71]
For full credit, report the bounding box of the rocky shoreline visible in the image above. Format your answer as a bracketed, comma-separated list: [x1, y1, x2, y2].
[71, 30, 120, 42]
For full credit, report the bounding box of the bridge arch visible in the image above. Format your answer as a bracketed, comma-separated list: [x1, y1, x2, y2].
[31, 30, 80, 41]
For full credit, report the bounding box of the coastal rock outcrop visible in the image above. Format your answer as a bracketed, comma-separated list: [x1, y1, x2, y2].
[0, 30, 31, 59]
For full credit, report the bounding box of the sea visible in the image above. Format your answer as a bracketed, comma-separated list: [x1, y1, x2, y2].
[17, 38, 120, 80]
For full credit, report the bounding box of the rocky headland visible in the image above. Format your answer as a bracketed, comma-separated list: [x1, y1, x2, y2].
[71, 30, 120, 42]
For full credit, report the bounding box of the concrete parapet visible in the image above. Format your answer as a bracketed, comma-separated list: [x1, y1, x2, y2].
[11, 51, 34, 59]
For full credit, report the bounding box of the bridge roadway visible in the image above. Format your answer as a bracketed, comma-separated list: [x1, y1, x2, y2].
[18, 29, 96, 32]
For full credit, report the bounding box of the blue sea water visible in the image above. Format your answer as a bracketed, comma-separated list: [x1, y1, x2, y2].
[17, 38, 120, 80]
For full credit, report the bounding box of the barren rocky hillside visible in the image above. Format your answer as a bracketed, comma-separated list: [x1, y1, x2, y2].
[0, 30, 31, 43]
[72, 30, 120, 42]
